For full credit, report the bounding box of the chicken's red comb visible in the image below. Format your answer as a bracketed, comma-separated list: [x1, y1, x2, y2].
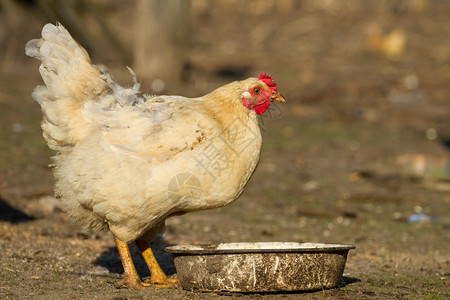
[259, 73, 278, 93]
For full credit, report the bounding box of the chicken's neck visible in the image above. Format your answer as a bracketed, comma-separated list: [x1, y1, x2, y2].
[200, 82, 262, 207]
[202, 81, 258, 132]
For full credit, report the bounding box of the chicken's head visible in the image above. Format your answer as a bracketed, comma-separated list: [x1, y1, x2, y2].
[241, 73, 286, 115]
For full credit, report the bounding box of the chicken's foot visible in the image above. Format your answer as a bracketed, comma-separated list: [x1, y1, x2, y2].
[114, 237, 151, 289]
[136, 238, 180, 287]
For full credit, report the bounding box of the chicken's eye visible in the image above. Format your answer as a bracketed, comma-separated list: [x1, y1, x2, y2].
[253, 87, 260, 95]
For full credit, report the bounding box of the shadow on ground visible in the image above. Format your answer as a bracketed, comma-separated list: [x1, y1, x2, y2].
[341, 276, 361, 287]
[0, 197, 34, 223]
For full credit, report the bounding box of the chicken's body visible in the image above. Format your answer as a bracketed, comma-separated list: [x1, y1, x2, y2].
[26, 23, 284, 288]
[53, 82, 262, 244]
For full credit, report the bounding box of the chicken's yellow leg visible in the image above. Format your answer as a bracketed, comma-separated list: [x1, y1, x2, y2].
[136, 238, 179, 287]
[114, 237, 150, 289]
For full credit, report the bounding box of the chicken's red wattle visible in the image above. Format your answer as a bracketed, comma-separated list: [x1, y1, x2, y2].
[253, 100, 270, 115]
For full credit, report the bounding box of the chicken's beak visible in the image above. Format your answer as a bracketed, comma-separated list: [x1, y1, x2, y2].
[270, 92, 286, 102]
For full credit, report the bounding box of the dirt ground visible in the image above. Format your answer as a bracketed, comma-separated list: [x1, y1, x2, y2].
[0, 1, 449, 299]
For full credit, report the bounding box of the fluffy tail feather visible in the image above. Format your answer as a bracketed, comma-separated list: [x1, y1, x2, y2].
[26, 23, 110, 151]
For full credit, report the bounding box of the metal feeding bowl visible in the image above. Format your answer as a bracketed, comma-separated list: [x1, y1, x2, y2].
[165, 242, 355, 293]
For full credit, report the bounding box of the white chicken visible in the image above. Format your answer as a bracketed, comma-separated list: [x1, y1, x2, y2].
[25, 23, 285, 289]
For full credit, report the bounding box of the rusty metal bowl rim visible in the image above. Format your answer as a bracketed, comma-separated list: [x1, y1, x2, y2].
[165, 242, 356, 255]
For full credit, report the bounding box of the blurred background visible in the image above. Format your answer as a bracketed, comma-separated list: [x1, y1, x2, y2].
[0, 0, 449, 298]
[1, 0, 448, 209]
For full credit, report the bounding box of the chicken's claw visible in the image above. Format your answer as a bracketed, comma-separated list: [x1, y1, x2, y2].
[114, 277, 152, 290]
[115, 237, 179, 289]
[136, 238, 180, 288]
[143, 277, 180, 288]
